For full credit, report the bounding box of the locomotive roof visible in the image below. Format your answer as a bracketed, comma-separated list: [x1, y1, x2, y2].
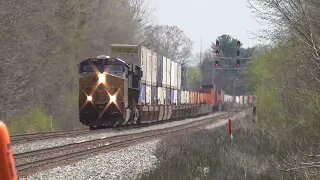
[79, 57, 129, 67]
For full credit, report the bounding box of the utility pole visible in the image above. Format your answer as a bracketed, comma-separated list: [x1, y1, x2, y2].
[199, 37, 203, 88]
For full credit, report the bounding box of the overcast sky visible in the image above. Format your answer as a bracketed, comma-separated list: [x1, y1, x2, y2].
[150, 0, 266, 53]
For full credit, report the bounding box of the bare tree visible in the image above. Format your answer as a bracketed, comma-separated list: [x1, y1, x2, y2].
[249, 0, 320, 84]
[142, 25, 193, 64]
[0, 0, 150, 129]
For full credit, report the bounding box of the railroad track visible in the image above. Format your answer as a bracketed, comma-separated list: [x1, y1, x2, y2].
[15, 113, 232, 177]
[11, 128, 90, 144]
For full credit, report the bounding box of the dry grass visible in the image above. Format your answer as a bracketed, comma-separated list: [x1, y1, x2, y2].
[139, 115, 319, 180]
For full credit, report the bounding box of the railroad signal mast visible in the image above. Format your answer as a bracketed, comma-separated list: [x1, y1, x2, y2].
[215, 39, 220, 67]
[236, 40, 241, 68]
[213, 38, 246, 70]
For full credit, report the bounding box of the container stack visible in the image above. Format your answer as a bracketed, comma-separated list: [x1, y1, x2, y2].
[111, 44, 183, 105]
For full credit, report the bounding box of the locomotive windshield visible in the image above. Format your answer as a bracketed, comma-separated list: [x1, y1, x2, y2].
[104, 64, 125, 76]
[79, 57, 127, 78]
[79, 59, 104, 73]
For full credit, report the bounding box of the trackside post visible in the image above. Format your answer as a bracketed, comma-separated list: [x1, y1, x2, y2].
[228, 118, 233, 140]
[0, 121, 18, 180]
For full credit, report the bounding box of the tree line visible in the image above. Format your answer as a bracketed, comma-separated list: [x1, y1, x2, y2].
[246, 0, 320, 178]
[0, 0, 194, 133]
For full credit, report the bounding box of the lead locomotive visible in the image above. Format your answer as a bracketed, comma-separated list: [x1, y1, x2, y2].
[78, 55, 142, 129]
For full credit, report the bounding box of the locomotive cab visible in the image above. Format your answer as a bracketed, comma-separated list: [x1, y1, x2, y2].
[78, 55, 142, 129]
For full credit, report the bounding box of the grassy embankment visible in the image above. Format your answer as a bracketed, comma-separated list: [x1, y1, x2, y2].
[139, 44, 320, 179]
[8, 107, 59, 134]
[139, 111, 319, 180]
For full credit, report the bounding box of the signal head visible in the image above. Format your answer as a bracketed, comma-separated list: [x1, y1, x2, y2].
[215, 49, 220, 56]
[214, 60, 219, 67]
[236, 59, 240, 68]
[216, 40, 220, 47]
[237, 40, 241, 47]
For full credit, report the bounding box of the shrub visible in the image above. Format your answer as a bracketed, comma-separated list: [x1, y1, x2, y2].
[8, 107, 57, 134]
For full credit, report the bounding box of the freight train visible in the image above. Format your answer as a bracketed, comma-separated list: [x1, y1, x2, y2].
[78, 45, 227, 129]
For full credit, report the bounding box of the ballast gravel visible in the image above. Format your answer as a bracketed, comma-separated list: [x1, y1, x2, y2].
[21, 140, 159, 180]
[205, 109, 249, 130]
[13, 112, 225, 154]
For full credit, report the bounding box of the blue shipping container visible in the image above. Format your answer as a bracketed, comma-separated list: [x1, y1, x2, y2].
[139, 84, 146, 105]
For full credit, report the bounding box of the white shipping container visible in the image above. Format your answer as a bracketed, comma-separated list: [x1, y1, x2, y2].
[171, 61, 177, 89]
[180, 91, 184, 104]
[146, 49, 152, 85]
[244, 96, 248, 104]
[141, 47, 147, 83]
[166, 58, 171, 87]
[157, 87, 166, 104]
[173, 90, 178, 104]
[224, 95, 232, 102]
[151, 52, 157, 86]
[174, 62, 178, 88]
[186, 91, 190, 104]
[236, 96, 240, 103]
[181, 91, 186, 104]
[110, 44, 149, 83]
[177, 64, 181, 90]
[162, 56, 167, 87]
[146, 85, 152, 105]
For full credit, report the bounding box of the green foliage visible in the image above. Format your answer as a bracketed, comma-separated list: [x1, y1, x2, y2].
[139, 118, 295, 180]
[187, 66, 200, 90]
[247, 43, 320, 136]
[9, 107, 55, 134]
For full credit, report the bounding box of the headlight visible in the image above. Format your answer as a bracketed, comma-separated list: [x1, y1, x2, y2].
[87, 95, 93, 102]
[109, 94, 117, 104]
[98, 73, 106, 84]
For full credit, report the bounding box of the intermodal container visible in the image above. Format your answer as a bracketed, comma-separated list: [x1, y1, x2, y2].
[171, 89, 174, 104]
[146, 85, 152, 105]
[139, 84, 146, 105]
[162, 56, 167, 87]
[177, 90, 181, 104]
[151, 86, 157, 105]
[157, 55, 163, 87]
[171, 61, 177, 89]
[173, 89, 178, 104]
[146, 49, 152, 85]
[151, 52, 157, 86]
[166, 58, 172, 88]
[157, 87, 166, 104]
[110, 44, 149, 83]
[177, 64, 181, 90]
[166, 88, 171, 104]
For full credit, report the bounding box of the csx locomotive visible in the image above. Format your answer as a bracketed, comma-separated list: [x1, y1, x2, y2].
[79, 55, 142, 129]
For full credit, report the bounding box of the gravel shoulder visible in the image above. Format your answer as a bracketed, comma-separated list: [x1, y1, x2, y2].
[13, 112, 225, 154]
[21, 140, 159, 180]
[18, 111, 247, 179]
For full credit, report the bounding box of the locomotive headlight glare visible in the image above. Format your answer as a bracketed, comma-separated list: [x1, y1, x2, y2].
[87, 95, 93, 102]
[98, 73, 106, 84]
[110, 94, 117, 104]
